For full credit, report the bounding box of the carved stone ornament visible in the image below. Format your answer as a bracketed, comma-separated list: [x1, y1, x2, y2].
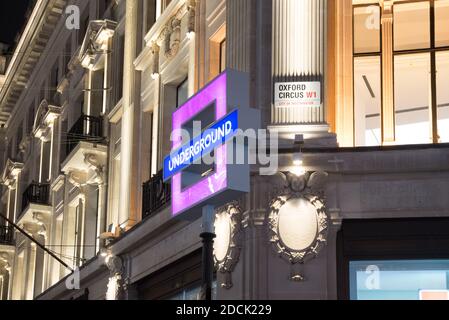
[152, 3, 190, 60]
[213, 202, 242, 289]
[105, 255, 125, 300]
[268, 171, 329, 282]
[164, 18, 181, 59]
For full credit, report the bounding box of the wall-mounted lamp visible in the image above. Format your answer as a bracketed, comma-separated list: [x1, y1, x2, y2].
[99, 247, 109, 258]
[151, 42, 160, 80]
[186, 30, 195, 40]
[291, 134, 306, 176]
[186, 0, 196, 39]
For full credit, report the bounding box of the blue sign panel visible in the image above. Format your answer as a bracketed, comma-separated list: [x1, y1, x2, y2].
[163, 109, 239, 181]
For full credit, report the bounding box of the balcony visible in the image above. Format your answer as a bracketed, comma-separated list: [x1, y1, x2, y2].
[65, 114, 104, 158]
[62, 114, 107, 185]
[0, 226, 14, 246]
[21, 182, 50, 213]
[142, 170, 171, 219]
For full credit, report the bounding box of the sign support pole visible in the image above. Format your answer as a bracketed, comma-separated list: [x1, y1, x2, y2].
[200, 205, 216, 301]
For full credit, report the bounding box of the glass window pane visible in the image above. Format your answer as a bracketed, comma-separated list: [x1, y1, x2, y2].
[436, 0, 449, 47]
[394, 53, 432, 145]
[437, 51, 449, 142]
[350, 260, 449, 300]
[354, 56, 381, 146]
[394, 2, 430, 51]
[176, 78, 189, 108]
[354, 6, 380, 54]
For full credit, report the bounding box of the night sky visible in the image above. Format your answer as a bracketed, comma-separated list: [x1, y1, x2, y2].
[0, 0, 34, 51]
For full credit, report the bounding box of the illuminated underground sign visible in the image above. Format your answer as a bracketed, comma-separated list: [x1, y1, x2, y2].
[163, 109, 238, 181]
[164, 70, 260, 219]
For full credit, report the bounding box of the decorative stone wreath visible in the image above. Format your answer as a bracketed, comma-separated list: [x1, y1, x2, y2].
[267, 171, 329, 281]
[214, 202, 243, 289]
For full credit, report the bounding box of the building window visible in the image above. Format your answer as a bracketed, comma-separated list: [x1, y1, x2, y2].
[63, 39, 71, 76]
[219, 39, 226, 72]
[436, 0, 449, 46]
[176, 77, 189, 108]
[394, 1, 430, 51]
[352, 0, 449, 145]
[113, 33, 125, 107]
[16, 122, 23, 155]
[350, 260, 449, 300]
[354, 56, 381, 146]
[78, 14, 89, 46]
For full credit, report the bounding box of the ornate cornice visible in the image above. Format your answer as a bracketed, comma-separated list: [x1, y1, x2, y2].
[1, 159, 24, 187]
[79, 19, 117, 70]
[33, 99, 61, 140]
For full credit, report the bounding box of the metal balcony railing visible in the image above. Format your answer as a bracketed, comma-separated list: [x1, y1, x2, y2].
[65, 114, 104, 157]
[0, 225, 14, 245]
[142, 170, 171, 219]
[21, 182, 50, 214]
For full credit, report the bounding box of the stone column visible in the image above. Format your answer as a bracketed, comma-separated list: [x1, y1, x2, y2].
[119, 0, 140, 229]
[381, 2, 395, 144]
[187, 0, 197, 97]
[272, 0, 326, 125]
[48, 123, 54, 181]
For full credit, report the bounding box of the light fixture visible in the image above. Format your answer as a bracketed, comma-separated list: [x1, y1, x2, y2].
[186, 30, 195, 40]
[293, 151, 303, 166]
[151, 43, 160, 80]
[99, 247, 109, 258]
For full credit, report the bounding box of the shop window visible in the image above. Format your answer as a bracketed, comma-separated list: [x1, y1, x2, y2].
[338, 218, 449, 300]
[27, 103, 35, 134]
[437, 51, 449, 142]
[436, 0, 449, 47]
[354, 56, 381, 146]
[350, 260, 449, 300]
[394, 1, 430, 51]
[137, 250, 216, 300]
[63, 39, 71, 76]
[167, 281, 217, 300]
[176, 77, 189, 108]
[352, 0, 449, 146]
[394, 53, 432, 144]
[353, 5, 380, 54]
[16, 122, 23, 155]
